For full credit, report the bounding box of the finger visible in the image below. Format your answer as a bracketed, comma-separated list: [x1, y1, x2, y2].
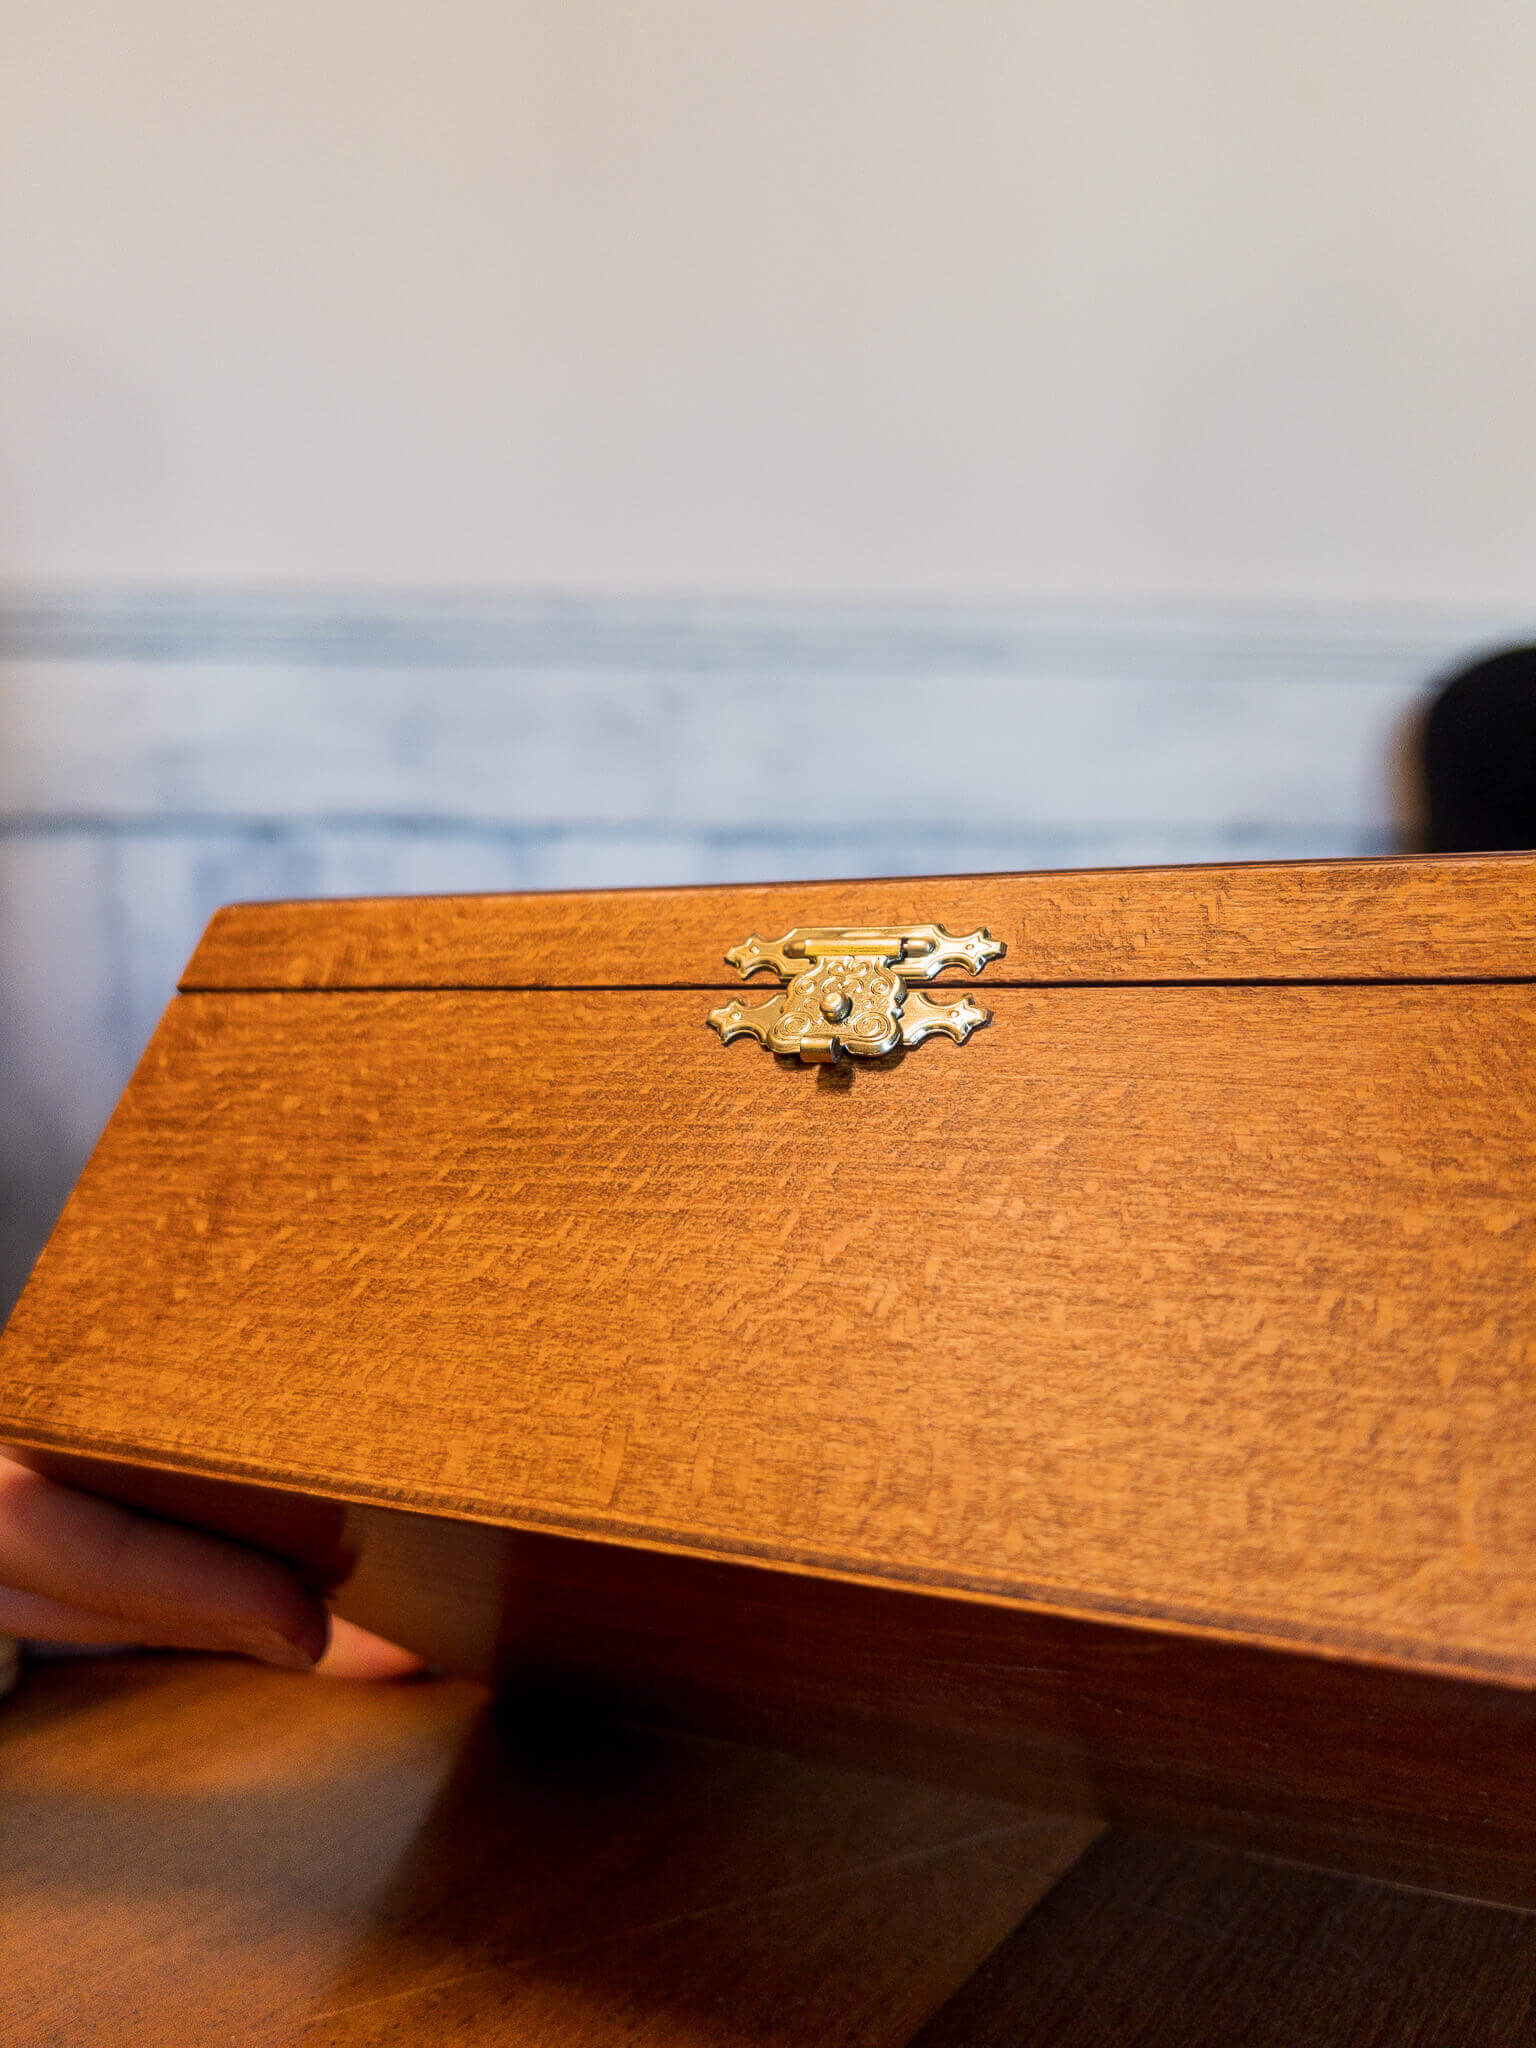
[0, 1458, 328, 1667]
[317, 1615, 427, 1680]
[0, 1582, 170, 1645]
[0, 1582, 315, 1666]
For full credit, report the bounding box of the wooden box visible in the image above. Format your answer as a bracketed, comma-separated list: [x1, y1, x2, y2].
[3, 856, 1534, 1900]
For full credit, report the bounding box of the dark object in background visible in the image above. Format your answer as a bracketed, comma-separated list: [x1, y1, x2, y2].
[1423, 647, 1536, 853]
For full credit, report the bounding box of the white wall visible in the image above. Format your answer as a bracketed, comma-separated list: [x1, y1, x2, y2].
[3, 0, 1535, 600]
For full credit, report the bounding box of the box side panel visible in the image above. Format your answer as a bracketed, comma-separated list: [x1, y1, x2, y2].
[179, 855, 1536, 991]
[8, 1447, 1533, 1901]
[2, 981, 1532, 1678]
[493, 1527, 1536, 1908]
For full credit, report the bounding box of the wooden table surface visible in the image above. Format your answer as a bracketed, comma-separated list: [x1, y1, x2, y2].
[1, 1654, 1094, 2047]
[4, 1654, 1534, 2046]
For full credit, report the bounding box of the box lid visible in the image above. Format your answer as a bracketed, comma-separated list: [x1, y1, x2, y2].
[181, 854, 1536, 990]
[2, 855, 1534, 1685]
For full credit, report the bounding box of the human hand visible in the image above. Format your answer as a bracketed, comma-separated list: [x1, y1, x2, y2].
[0, 1453, 421, 1679]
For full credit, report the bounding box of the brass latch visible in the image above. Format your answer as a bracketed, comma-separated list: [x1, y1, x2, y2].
[706, 925, 1006, 1064]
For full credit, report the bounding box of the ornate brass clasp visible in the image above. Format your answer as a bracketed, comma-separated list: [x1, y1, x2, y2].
[706, 924, 1006, 1064]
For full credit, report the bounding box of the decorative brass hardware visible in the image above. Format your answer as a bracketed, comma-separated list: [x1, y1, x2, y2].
[706, 925, 1006, 1064]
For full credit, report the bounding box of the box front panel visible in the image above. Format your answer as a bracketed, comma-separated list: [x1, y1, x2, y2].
[2, 981, 1532, 1679]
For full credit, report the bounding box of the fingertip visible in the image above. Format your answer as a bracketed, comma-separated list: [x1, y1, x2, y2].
[316, 1615, 428, 1681]
[288, 1600, 332, 1669]
[226, 1626, 319, 1672]
[204, 1572, 330, 1669]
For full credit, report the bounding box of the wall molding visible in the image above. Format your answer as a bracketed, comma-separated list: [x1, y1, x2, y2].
[3, 585, 1532, 683]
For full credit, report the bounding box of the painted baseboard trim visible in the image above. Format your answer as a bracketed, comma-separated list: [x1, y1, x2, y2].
[2, 586, 1532, 682]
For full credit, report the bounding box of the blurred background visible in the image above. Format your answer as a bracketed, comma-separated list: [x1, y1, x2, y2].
[2, 0, 1534, 1310]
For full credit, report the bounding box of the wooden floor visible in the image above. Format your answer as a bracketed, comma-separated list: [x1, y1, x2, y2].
[3, 1654, 1533, 2046]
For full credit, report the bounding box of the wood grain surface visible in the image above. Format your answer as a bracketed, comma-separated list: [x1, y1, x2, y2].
[0, 1653, 1095, 2048]
[10, 1656, 1536, 2048]
[5, 1467, 1532, 1900]
[3, 979, 1533, 1679]
[911, 1827, 1536, 2048]
[484, 1526, 1536, 1905]
[179, 855, 1536, 991]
